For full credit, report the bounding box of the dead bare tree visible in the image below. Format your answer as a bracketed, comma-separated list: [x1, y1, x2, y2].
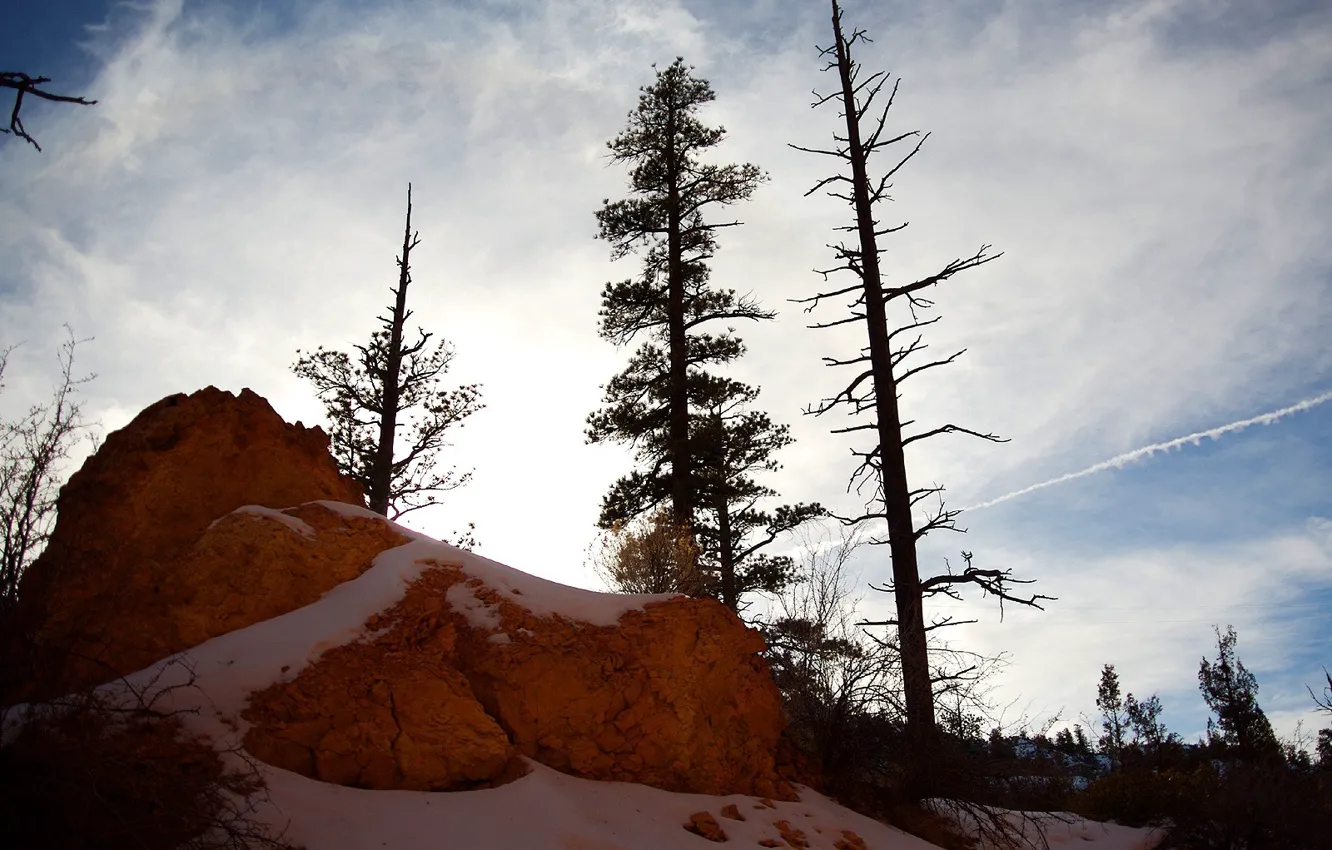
[293, 184, 482, 530]
[1, 72, 96, 152]
[792, 0, 1052, 792]
[0, 328, 97, 614]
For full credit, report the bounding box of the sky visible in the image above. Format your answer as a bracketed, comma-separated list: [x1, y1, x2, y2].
[1, 0, 1329, 747]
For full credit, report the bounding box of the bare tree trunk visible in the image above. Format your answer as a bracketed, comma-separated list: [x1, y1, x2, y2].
[827, 2, 936, 758]
[716, 492, 738, 611]
[368, 185, 417, 516]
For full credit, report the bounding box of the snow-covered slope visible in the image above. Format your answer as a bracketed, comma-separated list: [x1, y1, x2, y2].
[44, 502, 1158, 850]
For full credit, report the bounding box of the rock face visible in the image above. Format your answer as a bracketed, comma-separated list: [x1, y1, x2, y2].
[7, 387, 368, 701]
[243, 558, 794, 798]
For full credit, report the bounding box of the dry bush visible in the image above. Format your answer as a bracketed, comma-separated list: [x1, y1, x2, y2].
[588, 506, 704, 596]
[0, 662, 297, 850]
[762, 524, 902, 793]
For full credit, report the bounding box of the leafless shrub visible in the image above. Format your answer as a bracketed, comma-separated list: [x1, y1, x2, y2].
[1, 657, 299, 850]
[0, 327, 98, 613]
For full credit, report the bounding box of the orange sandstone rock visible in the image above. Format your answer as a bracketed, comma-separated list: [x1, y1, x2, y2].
[685, 811, 728, 842]
[242, 608, 515, 791]
[6, 385, 797, 799]
[834, 830, 868, 850]
[775, 820, 810, 849]
[170, 502, 407, 650]
[5, 387, 368, 702]
[243, 560, 793, 797]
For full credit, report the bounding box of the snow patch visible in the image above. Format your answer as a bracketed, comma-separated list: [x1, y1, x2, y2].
[446, 583, 502, 631]
[205, 504, 317, 539]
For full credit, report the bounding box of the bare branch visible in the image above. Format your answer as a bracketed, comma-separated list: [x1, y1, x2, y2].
[1, 72, 97, 152]
[902, 423, 1009, 448]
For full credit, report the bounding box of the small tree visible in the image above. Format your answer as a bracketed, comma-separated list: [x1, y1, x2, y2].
[1, 72, 96, 152]
[1124, 692, 1173, 756]
[293, 185, 482, 529]
[1198, 624, 1280, 761]
[691, 390, 825, 612]
[761, 524, 904, 793]
[1309, 669, 1332, 770]
[1095, 664, 1128, 765]
[0, 328, 97, 613]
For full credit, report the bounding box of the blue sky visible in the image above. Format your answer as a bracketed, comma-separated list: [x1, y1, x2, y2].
[2, 0, 1330, 747]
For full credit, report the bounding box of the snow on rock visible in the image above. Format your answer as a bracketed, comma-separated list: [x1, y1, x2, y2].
[228, 505, 318, 539]
[14, 482, 788, 797]
[238, 543, 792, 797]
[315, 500, 683, 626]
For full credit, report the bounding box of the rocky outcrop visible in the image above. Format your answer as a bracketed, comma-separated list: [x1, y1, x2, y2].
[6, 387, 368, 702]
[8, 385, 796, 801]
[243, 558, 794, 798]
[169, 502, 406, 651]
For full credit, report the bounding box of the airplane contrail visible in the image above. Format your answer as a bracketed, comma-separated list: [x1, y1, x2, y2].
[964, 390, 1332, 511]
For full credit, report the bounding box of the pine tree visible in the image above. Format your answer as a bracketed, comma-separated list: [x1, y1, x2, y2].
[1096, 663, 1128, 765]
[588, 59, 815, 609]
[691, 387, 824, 611]
[293, 185, 482, 528]
[1198, 625, 1280, 760]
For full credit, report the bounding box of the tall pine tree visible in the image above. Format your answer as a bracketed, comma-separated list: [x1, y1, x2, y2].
[587, 59, 817, 609]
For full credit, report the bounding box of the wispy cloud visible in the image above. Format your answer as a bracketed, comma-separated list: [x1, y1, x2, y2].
[964, 390, 1332, 511]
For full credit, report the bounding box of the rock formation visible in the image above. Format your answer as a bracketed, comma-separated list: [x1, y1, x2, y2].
[6, 387, 367, 701]
[8, 385, 796, 802]
[243, 556, 794, 798]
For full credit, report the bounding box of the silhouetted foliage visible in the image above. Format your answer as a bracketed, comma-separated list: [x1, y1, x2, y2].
[0, 328, 97, 614]
[1095, 664, 1127, 765]
[690, 393, 825, 611]
[1199, 625, 1280, 761]
[0, 661, 296, 849]
[587, 58, 816, 610]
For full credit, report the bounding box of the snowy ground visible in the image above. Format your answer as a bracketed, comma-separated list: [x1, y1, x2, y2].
[249, 759, 1161, 850]
[7, 501, 1163, 849]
